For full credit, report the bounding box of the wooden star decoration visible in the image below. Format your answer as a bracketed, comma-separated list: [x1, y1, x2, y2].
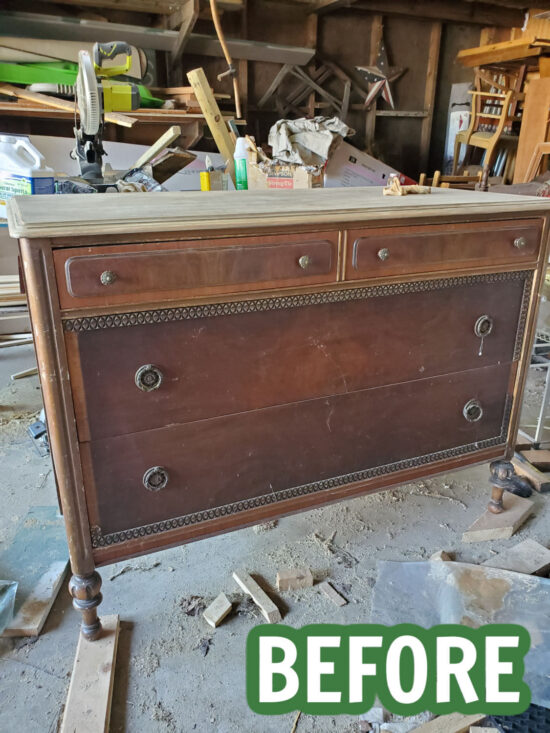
[356, 38, 405, 110]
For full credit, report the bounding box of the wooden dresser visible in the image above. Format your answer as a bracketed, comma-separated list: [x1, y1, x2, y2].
[8, 187, 550, 639]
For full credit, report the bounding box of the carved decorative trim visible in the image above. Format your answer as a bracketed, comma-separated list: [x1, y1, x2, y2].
[91, 395, 512, 549]
[65, 270, 532, 334]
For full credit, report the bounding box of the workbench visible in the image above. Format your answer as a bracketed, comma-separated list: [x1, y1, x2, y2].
[8, 187, 550, 639]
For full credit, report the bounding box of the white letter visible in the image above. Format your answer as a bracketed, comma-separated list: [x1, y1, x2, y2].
[436, 636, 478, 704]
[259, 636, 299, 703]
[386, 635, 427, 705]
[486, 636, 520, 703]
[349, 636, 383, 703]
[307, 636, 341, 703]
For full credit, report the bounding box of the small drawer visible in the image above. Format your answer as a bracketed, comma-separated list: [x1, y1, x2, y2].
[54, 232, 338, 309]
[345, 219, 541, 280]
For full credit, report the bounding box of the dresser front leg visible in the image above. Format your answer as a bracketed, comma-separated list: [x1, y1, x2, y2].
[488, 459, 533, 514]
[69, 571, 103, 640]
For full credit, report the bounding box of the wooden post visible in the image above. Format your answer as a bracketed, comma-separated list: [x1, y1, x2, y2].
[365, 14, 383, 153]
[238, 0, 249, 118]
[305, 12, 318, 117]
[187, 67, 236, 183]
[418, 21, 442, 177]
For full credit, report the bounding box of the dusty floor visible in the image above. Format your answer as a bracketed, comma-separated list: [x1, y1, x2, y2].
[1, 345, 549, 733]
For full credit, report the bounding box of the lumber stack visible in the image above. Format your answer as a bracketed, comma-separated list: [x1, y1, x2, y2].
[0, 274, 24, 306]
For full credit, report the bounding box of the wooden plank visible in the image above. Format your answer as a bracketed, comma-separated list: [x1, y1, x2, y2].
[2, 561, 68, 637]
[31, 0, 184, 14]
[319, 580, 347, 606]
[0, 83, 136, 128]
[170, 0, 199, 68]
[187, 67, 236, 183]
[410, 713, 486, 733]
[512, 451, 550, 492]
[351, 0, 524, 26]
[482, 538, 550, 575]
[462, 493, 534, 543]
[60, 614, 120, 733]
[513, 78, 550, 183]
[132, 125, 182, 169]
[2, 11, 315, 64]
[232, 569, 282, 623]
[419, 22, 442, 177]
[457, 38, 544, 68]
[520, 448, 550, 469]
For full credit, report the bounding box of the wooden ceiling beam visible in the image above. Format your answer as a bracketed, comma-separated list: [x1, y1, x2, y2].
[350, 0, 525, 26]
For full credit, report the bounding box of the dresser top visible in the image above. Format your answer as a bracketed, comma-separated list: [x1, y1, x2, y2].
[7, 186, 550, 239]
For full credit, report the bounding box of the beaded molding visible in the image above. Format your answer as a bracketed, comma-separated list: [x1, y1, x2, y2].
[65, 270, 532, 334]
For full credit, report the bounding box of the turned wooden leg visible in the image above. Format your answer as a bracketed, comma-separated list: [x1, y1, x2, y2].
[69, 570, 103, 640]
[488, 459, 533, 514]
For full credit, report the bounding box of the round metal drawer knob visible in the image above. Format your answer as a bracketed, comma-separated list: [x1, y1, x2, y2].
[298, 254, 311, 269]
[135, 364, 163, 392]
[463, 399, 483, 423]
[143, 466, 169, 492]
[100, 270, 117, 286]
[514, 236, 527, 249]
[377, 247, 390, 261]
[474, 314, 494, 338]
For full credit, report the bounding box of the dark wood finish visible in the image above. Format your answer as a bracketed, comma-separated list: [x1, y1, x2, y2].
[83, 363, 512, 538]
[54, 232, 338, 309]
[346, 219, 542, 280]
[67, 275, 527, 442]
[12, 191, 550, 639]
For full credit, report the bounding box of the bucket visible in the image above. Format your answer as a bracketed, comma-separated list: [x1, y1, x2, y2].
[0, 135, 55, 218]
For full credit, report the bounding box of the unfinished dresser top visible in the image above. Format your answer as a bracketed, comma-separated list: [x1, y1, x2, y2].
[7, 186, 550, 239]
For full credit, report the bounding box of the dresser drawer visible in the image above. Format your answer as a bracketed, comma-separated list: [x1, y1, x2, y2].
[82, 362, 512, 540]
[54, 232, 338, 309]
[66, 272, 529, 442]
[345, 219, 541, 280]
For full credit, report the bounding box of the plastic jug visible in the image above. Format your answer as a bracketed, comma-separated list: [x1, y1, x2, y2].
[0, 135, 55, 218]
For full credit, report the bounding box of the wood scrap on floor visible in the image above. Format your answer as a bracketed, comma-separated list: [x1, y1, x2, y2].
[0, 506, 68, 639]
[512, 452, 550, 493]
[318, 580, 347, 607]
[232, 570, 282, 623]
[409, 712, 486, 732]
[462, 493, 534, 542]
[60, 614, 120, 733]
[276, 567, 313, 591]
[482, 538, 550, 576]
[520, 449, 550, 471]
[429, 550, 453, 562]
[2, 560, 68, 637]
[203, 592, 232, 628]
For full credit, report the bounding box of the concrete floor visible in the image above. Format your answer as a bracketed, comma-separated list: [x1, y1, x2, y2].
[1, 345, 549, 733]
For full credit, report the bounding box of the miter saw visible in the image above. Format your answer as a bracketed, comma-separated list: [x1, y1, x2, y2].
[72, 42, 140, 189]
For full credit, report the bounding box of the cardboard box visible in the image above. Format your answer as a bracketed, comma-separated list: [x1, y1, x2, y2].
[324, 141, 416, 187]
[247, 161, 323, 190]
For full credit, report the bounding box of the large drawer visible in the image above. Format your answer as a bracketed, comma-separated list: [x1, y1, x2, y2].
[66, 272, 529, 442]
[82, 362, 512, 539]
[54, 232, 338, 309]
[345, 219, 542, 280]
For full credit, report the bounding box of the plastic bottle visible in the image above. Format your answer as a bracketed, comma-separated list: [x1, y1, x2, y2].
[234, 137, 248, 191]
[0, 136, 55, 218]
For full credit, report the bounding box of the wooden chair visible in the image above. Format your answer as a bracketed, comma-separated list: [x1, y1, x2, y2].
[452, 89, 519, 179]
